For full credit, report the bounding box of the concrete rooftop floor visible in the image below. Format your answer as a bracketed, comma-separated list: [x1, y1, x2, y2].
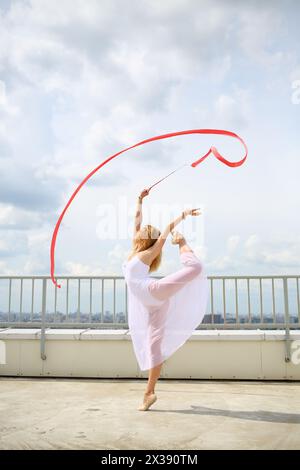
[0, 377, 300, 450]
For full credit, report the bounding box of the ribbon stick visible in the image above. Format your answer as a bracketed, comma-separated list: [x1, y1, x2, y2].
[50, 128, 248, 288]
[147, 163, 188, 191]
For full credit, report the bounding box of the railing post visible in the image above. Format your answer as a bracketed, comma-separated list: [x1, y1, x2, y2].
[40, 278, 47, 361]
[283, 277, 291, 363]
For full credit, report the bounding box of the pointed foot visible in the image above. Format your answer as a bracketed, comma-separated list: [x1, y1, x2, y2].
[138, 393, 157, 411]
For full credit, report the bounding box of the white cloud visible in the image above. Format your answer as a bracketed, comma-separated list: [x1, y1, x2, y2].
[263, 249, 299, 267]
[237, 4, 285, 66]
[0, 203, 43, 229]
[245, 234, 300, 269]
[0, 230, 27, 257]
[107, 243, 129, 267]
[65, 261, 101, 276]
[63, 242, 130, 276]
[214, 89, 250, 128]
[0, 259, 15, 275]
[0, 80, 19, 115]
[227, 235, 240, 254]
[244, 234, 260, 261]
[206, 233, 300, 274]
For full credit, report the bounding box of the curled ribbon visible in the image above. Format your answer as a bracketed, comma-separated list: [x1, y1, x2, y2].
[50, 128, 248, 287]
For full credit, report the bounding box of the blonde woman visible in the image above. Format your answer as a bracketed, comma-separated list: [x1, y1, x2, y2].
[122, 189, 208, 411]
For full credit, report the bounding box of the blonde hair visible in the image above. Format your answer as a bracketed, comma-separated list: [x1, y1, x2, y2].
[128, 224, 162, 272]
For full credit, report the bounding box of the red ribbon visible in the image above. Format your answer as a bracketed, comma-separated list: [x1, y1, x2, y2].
[50, 128, 248, 288]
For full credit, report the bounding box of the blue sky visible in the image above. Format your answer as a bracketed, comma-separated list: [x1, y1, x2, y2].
[0, 0, 299, 279]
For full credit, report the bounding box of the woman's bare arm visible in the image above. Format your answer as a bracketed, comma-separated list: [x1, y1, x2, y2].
[139, 209, 201, 264]
[134, 188, 149, 236]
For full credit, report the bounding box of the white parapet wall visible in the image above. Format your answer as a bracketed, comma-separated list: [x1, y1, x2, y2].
[0, 328, 300, 380]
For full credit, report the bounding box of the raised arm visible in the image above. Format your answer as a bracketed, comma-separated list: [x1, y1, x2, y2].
[133, 188, 150, 236]
[142, 208, 201, 263]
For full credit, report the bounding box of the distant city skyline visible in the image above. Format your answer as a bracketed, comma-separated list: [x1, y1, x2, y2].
[1, 310, 299, 326]
[1, 274, 299, 319]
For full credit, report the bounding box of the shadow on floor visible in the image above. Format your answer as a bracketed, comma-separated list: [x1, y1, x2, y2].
[151, 405, 300, 423]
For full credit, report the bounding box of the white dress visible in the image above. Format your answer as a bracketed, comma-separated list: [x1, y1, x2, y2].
[122, 251, 209, 371]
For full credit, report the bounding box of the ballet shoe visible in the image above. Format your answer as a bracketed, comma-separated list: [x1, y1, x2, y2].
[171, 230, 185, 245]
[138, 393, 157, 411]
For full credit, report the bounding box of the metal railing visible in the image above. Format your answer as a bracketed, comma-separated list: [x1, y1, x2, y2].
[0, 275, 299, 362]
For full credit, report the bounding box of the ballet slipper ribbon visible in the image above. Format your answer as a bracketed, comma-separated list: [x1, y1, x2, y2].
[50, 128, 247, 288]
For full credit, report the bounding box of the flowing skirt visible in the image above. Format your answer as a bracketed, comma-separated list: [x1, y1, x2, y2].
[127, 251, 209, 371]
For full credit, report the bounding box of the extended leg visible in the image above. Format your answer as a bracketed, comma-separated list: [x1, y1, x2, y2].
[148, 244, 203, 302]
